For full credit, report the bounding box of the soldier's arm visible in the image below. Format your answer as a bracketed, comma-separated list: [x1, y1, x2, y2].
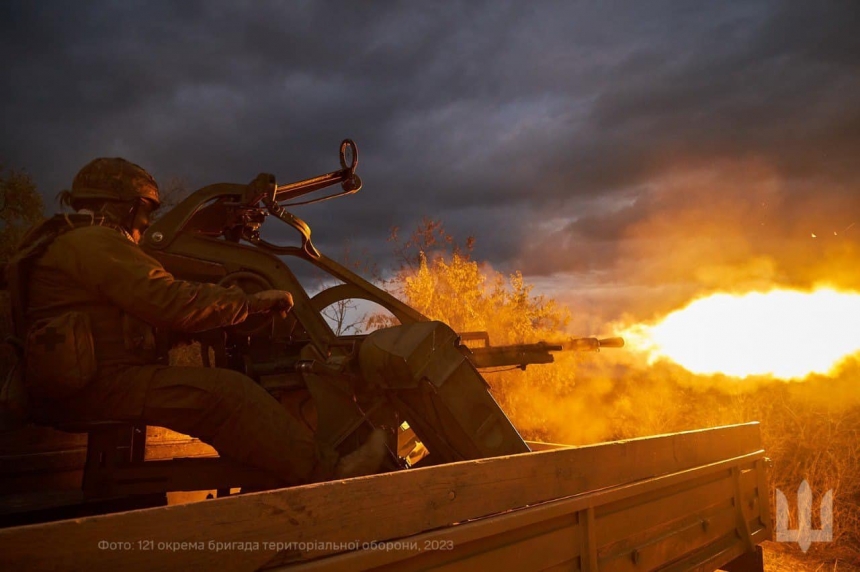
[66, 226, 271, 332]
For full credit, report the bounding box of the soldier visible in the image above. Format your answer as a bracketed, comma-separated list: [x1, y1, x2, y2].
[7, 157, 385, 485]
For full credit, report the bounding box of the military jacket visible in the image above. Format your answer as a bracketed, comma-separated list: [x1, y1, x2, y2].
[24, 222, 253, 367]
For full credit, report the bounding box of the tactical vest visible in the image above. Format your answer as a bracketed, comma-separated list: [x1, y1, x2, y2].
[6, 213, 130, 337]
[1, 213, 121, 429]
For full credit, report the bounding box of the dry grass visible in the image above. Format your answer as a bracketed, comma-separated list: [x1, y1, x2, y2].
[763, 541, 860, 571]
[489, 361, 860, 570]
[381, 235, 860, 569]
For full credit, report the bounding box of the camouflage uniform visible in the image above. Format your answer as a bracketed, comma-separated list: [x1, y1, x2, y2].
[16, 159, 336, 485]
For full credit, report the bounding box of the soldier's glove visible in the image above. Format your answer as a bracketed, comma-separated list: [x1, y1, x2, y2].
[248, 290, 294, 319]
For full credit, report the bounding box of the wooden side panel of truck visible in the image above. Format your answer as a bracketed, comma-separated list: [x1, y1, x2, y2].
[0, 422, 771, 572]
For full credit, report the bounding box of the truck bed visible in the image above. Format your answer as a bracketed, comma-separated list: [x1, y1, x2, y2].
[0, 422, 771, 571]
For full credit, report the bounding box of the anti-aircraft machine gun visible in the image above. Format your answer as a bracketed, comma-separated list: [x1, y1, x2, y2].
[141, 139, 623, 472]
[0, 141, 772, 572]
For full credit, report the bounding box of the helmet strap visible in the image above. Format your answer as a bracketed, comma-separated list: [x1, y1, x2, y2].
[119, 199, 141, 236]
[85, 201, 136, 237]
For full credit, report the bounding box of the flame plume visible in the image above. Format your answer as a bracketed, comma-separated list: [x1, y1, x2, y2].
[624, 288, 860, 380]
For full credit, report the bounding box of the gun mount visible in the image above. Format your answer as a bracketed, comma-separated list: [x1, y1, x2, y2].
[0, 140, 771, 572]
[136, 139, 622, 469]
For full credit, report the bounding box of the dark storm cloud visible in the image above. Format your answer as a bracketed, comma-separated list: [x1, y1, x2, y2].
[1, 1, 858, 297]
[511, 1, 860, 316]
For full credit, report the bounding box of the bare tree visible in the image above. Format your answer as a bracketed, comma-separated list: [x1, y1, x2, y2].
[318, 241, 383, 336]
[0, 164, 45, 264]
[153, 176, 191, 218]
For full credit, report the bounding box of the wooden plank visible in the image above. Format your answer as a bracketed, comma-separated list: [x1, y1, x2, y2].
[0, 425, 87, 455]
[753, 458, 773, 540]
[0, 430, 214, 505]
[0, 440, 215, 480]
[599, 505, 738, 571]
[539, 561, 578, 572]
[0, 449, 87, 476]
[0, 426, 209, 459]
[524, 441, 569, 452]
[597, 466, 728, 520]
[596, 462, 767, 572]
[368, 516, 579, 572]
[596, 476, 735, 555]
[428, 524, 577, 572]
[280, 449, 767, 572]
[582, 507, 597, 572]
[738, 463, 766, 528]
[146, 426, 206, 443]
[596, 463, 767, 570]
[145, 440, 217, 460]
[0, 490, 85, 517]
[0, 469, 83, 494]
[105, 457, 283, 495]
[0, 429, 212, 479]
[659, 534, 744, 572]
[288, 489, 585, 572]
[660, 528, 767, 572]
[0, 423, 763, 572]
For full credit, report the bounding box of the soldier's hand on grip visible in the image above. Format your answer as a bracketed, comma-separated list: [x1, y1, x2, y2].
[248, 290, 294, 318]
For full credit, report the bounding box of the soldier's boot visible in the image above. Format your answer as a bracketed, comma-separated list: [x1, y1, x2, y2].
[335, 428, 388, 479]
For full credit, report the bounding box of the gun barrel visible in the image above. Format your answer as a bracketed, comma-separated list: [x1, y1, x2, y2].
[598, 336, 625, 348]
[559, 337, 625, 351]
[466, 342, 561, 369]
[464, 336, 625, 370]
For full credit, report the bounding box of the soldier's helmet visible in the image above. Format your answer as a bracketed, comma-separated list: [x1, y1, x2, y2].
[68, 157, 161, 207]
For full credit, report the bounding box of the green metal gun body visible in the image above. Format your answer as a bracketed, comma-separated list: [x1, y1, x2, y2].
[464, 336, 624, 370]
